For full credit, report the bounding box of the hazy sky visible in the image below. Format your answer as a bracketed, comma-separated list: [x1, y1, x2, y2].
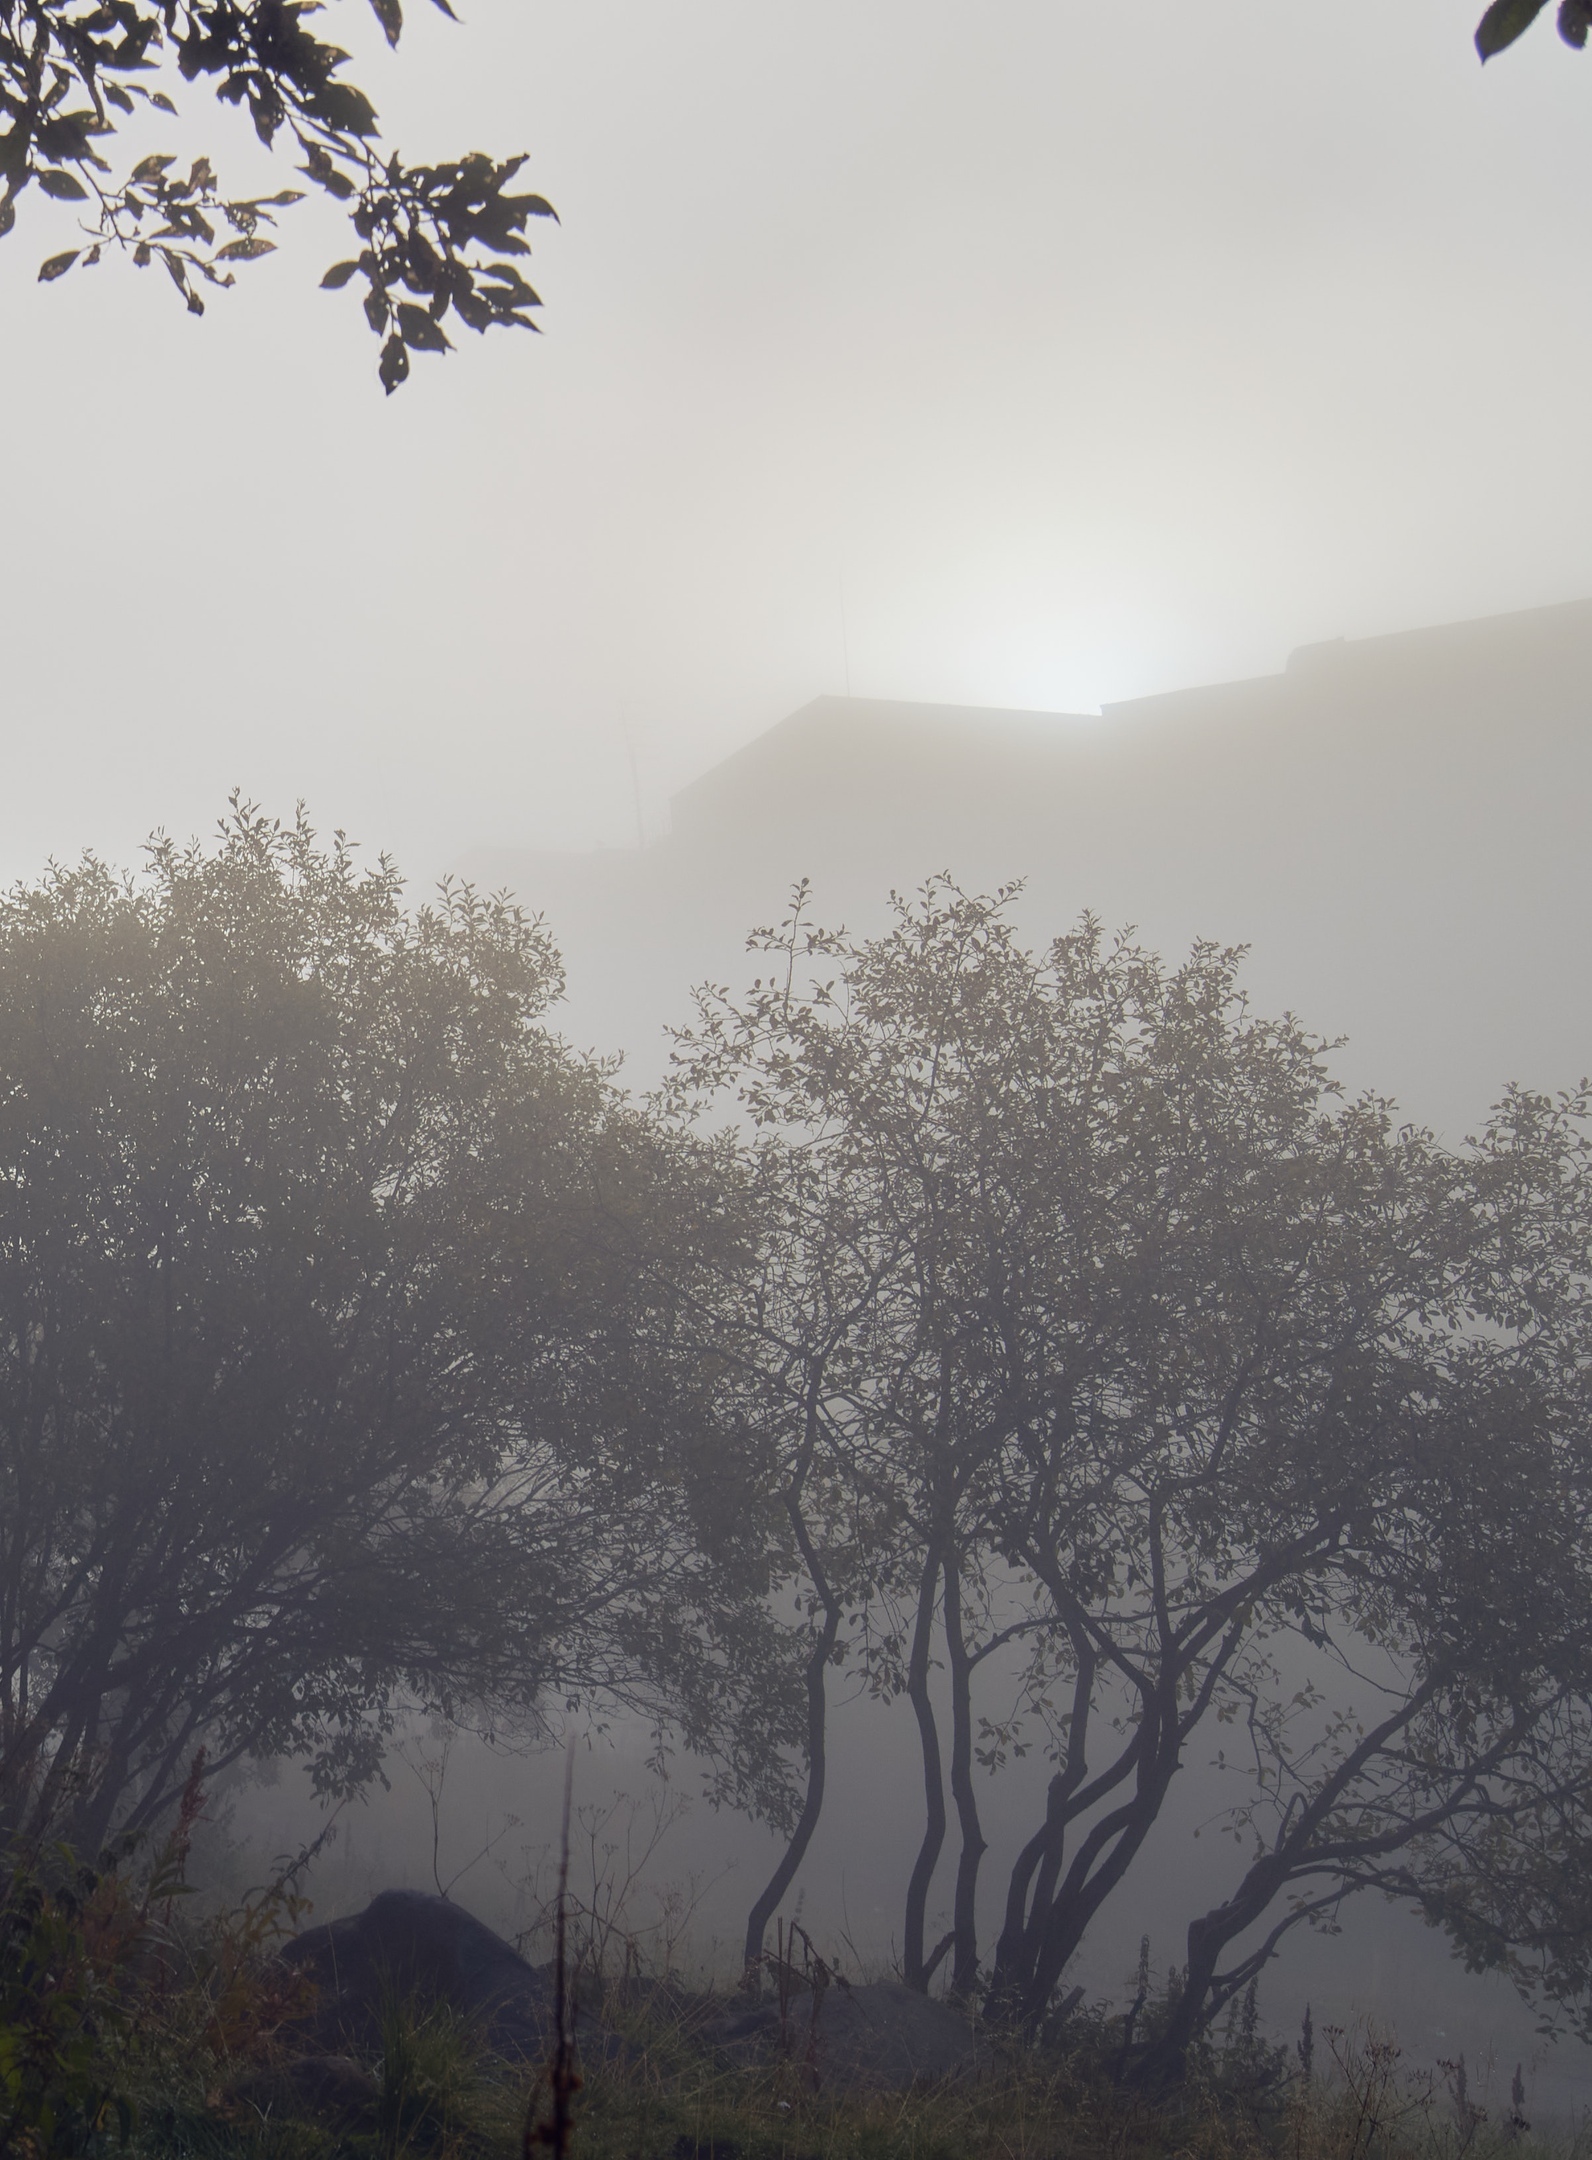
[5, 0, 1591, 883]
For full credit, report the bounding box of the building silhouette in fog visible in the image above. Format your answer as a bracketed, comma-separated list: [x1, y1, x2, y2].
[463, 594, 1592, 1136]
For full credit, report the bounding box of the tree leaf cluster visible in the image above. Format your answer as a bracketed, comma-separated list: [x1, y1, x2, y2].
[1, 0, 553, 387]
[1476, 0, 1592, 56]
[0, 801, 791, 1860]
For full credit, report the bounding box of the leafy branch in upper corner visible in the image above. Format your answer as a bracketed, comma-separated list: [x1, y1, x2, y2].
[1, 0, 556, 390]
[1475, 0, 1592, 59]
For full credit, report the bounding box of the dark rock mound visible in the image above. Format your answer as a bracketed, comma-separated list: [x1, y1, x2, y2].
[705, 1978, 981, 2092]
[282, 1888, 555, 2060]
[278, 1890, 967, 2099]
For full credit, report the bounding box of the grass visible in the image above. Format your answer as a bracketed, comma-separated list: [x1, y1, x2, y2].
[4, 1825, 1585, 2160]
[117, 1988, 1592, 2160]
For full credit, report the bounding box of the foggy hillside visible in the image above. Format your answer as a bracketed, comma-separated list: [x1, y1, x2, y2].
[463, 593, 1592, 1135]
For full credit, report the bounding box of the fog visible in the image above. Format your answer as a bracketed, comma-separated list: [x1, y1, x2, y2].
[207, 594, 1592, 2117]
[464, 598, 1592, 1132]
[8, 0, 1592, 2123]
[7, 1, 1592, 878]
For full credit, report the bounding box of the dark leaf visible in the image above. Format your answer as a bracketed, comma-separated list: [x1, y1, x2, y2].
[478, 265, 538, 304]
[0, 200, 14, 239]
[105, 83, 135, 112]
[249, 94, 282, 147]
[134, 240, 151, 264]
[38, 170, 90, 200]
[452, 286, 492, 330]
[306, 81, 379, 134]
[83, 244, 102, 265]
[1476, 0, 1550, 58]
[404, 228, 443, 289]
[131, 153, 176, 181]
[149, 92, 178, 111]
[39, 112, 104, 160]
[299, 153, 356, 198]
[262, 189, 306, 204]
[155, 254, 199, 313]
[320, 257, 360, 288]
[396, 301, 451, 352]
[426, 0, 459, 18]
[1559, 0, 1589, 44]
[379, 332, 409, 393]
[363, 284, 387, 331]
[37, 250, 80, 281]
[216, 235, 275, 259]
[367, 0, 402, 46]
[395, 304, 449, 354]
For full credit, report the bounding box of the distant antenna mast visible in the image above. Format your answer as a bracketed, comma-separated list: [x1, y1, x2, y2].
[618, 713, 645, 851]
[838, 577, 852, 697]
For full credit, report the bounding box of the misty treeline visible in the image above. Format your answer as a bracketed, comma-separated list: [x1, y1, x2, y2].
[6, 809, 1592, 2085]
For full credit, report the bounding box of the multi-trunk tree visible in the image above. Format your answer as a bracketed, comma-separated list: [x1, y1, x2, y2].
[676, 878, 1592, 2069]
[0, 802, 792, 1858]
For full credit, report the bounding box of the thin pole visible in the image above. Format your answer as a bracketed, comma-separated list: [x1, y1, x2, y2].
[525, 1740, 580, 2157]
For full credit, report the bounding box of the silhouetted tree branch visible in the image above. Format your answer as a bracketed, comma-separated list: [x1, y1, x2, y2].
[2, 0, 554, 389]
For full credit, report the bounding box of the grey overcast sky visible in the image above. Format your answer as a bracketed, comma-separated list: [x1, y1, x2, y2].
[3, 0, 1589, 883]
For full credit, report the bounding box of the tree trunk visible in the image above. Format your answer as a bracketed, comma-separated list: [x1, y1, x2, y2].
[741, 1552, 841, 1973]
[1001, 1679, 1185, 2030]
[742, 1382, 844, 1976]
[901, 1546, 947, 1990]
[943, 1553, 986, 1999]
[986, 1644, 1095, 2021]
[1130, 1853, 1294, 2087]
[986, 1770, 1068, 2019]
[1017, 1763, 1174, 2025]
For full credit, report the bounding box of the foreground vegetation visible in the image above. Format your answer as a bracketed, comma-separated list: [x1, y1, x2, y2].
[2, 1814, 1583, 2160]
[139, 2040, 1591, 2160]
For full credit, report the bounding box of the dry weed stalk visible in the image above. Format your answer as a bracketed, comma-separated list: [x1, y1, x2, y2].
[525, 1743, 582, 2159]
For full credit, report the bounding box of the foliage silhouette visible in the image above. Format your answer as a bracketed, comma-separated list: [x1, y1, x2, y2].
[673, 879, 1592, 2069]
[0, 801, 792, 1856]
[2, 0, 553, 389]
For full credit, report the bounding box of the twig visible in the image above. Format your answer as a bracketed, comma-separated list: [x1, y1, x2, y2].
[525, 1741, 582, 2158]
